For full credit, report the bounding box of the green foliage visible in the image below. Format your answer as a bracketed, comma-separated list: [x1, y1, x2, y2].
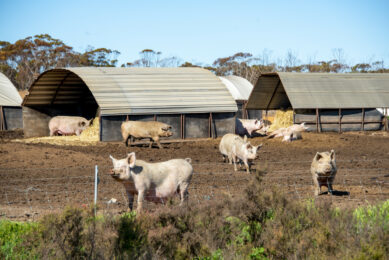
[353, 200, 389, 232]
[249, 247, 268, 260]
[0, 181, 388, 259]
[0, 220, 39, 259]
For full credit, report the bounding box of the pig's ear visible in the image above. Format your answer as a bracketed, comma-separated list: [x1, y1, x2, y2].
[243, 135, 247, 142]
[89, 118, 94, 126]
[314, 152, 322, 161]
[257, 143, 263, 149]
[109, 155, 115, 161]
[246, 143, 251, 149]
[127, 152, 136, 168]
[330, 150, 335, 160]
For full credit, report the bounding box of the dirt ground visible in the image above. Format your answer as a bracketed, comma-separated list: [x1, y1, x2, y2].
[0, 130, 388, 221]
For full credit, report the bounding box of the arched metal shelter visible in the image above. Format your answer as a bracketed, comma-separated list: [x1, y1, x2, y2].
[0, 72, 23, 130]
[23, 67, 238, 140]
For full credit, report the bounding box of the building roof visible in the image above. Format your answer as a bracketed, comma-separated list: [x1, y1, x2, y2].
[219, 75, 253, 100]
[246, 72, 389, 110]
[0, 72, 22, 107]
[23, 67, 238, 115]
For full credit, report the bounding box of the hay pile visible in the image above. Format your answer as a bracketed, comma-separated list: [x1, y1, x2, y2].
[14, 117, 100, 146]
[267, 110, 294, 132]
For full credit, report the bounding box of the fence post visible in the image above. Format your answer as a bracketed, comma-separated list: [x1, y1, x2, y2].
[94, 165, 98, 216]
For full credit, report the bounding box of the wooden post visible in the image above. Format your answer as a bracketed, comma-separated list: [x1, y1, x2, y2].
[183, 114, 185, 139]
[0, 106, 4, 131]
[385, 108, 388, 131]
[180, 114, 183, 139]
[316, 108, 319, 133]
[126, 115, 129, 121]
[292, 109, 295, 124]
[361, 108, 365, 131]
[153, 114, 157, 121]
[338, 108, 342, 133]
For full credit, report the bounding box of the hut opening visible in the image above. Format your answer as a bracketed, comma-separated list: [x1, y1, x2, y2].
[246, 72, 389, 132]
[23, 67, 238, 141]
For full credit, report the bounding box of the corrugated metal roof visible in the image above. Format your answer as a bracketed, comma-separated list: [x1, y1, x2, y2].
[219, 75, 253, 100]
[247, 72, 389, 109]
[0, 72, 22, 107]
[23, 67, 237, 115]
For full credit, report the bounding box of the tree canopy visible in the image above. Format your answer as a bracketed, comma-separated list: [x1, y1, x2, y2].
[1, 34, 388, 90]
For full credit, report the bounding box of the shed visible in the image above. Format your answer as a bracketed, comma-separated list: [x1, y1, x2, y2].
[22, 67, 238, 141]
[219, 75, 261, 119]
[246, 72, 389, 132]
[0, 72, 23, 130]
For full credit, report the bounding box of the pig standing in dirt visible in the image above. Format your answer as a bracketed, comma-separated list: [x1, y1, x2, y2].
[219, 133, 262, 173]
[121, 121, 173, 149]
[236, 118, 264, 137]
[48, 116, 92, 136]
[109, 153, 193, 212]
[311, 150, 337, 196]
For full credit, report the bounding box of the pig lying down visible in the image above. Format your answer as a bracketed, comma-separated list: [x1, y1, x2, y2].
[311, 150, 337, 196]
[109, 153, 193, 212]
[219, 133, 262, 173]
[48, 116, 92, 136]
[267, 122, 308, 142]
[121, 120, 173, 149]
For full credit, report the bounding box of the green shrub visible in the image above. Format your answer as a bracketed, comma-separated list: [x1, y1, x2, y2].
[0, 220, 39, 259]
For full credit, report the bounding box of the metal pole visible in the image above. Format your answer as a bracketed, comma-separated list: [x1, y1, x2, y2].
[94, 165, 98, 216]
[361, 108, 365, 131]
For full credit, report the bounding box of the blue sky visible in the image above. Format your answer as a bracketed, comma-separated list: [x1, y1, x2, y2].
[1, 0, 388, 67]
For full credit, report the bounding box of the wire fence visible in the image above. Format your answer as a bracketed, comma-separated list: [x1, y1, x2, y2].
[0, 161, 388, 220]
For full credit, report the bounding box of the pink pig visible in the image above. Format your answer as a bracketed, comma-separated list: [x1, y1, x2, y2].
[236, 118, 264, 136]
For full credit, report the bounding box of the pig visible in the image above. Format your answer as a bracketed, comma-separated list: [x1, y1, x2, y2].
[311, 150, 337, 196]
[219, 133, 262, 173]
[268, 122, 308, 141]
[109, 152, 193, 212]
[48, 116, 92, 136]
[121, 121, 173, 149]
[236, 118, 264, 137]
[282, 130, 302, 142]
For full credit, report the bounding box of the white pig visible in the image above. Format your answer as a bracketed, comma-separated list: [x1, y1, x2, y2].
[109, 153, 193, 212]
[219, 133, 262, 173]
[48, 116, 92, 136]
[236, 118, 264, 136]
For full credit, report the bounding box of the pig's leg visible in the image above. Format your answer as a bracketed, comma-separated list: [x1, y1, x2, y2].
[124, 134, 130, 147]
[49, 128, 55, 136]
[126, 191, 134, 211]
[313, 177, 320, 196]
[232, 155, 238, 171]
[327, 178, 334, 195]
[75, 129, 82, 136]
[228, 154, 233, 164]
[243, 159, 250, 173]
[179, 183, 189, 206]
[136, 190, 144, 212]
[154, 136, 163, 149]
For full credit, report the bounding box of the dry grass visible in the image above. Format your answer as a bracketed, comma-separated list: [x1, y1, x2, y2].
[13, 117, 100, 146]
[267, 110, 294, 132]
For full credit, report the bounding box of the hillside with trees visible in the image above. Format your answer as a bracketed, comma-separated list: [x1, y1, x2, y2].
[1, 34, 388, 89]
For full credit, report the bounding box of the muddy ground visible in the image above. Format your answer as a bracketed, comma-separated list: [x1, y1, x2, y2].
[0, 131, 388, 221]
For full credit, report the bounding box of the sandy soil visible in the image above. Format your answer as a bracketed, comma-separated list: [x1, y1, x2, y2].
[0, 131, 388, 221]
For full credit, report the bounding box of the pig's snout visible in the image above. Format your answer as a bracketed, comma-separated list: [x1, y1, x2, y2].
[108, 169, 115, 175]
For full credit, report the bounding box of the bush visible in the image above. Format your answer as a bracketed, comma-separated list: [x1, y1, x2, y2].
[0, 220, 39, 259]
[1, 172, 388, 259]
